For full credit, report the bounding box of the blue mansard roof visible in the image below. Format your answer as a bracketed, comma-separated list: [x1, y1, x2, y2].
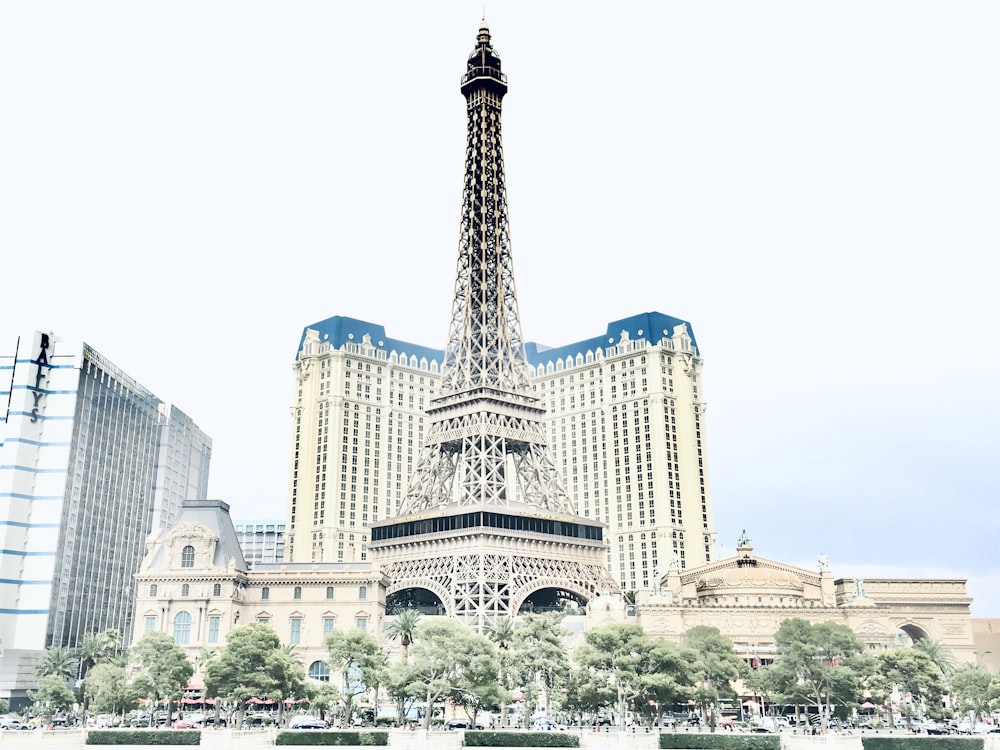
[297, 311, 699, 366]
[524, 311, 700, 363]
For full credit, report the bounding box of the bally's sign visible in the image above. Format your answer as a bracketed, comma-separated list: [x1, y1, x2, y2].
[30, 333, 52, 423]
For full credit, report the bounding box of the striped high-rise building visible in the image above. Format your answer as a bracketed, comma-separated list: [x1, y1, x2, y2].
[0, 331, 211, 708]
[286, 310, 714, 595]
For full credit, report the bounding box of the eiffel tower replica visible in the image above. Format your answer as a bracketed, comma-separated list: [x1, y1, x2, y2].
[369, 21, 620, 628]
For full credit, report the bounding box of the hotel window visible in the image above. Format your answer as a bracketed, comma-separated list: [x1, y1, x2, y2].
[181, 584, 190, 597]
[290, 618, 302, 645]
[212, 583, 221, 597]
[294, 586, 302, 600]
[208, 616, 220, 644]
[261, 587, 270, 601]
[181, 545, 195, 568]
[326, 586, 334, 600]
[323, 617, 335, 635]
[149, 584, 157, 597]
[144, 616, 156, 632]
[355, 617, 368, 632]
[358, 586, 367, 600]
[173, 611, 192, 645]
[257, 617, 270, 626]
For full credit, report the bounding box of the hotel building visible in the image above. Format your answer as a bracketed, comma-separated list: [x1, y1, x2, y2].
[285, 311, 714, 595]
[0, 331, 211, 707]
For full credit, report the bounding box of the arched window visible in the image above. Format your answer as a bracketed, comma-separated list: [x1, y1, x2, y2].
[326, 586, 334, 600]
[294, 586, 302, 600]
[173, 611, 192, 645]
[261, 587, 270, 601]
[213, 583, 221, 597]
[149, 584, 158, 597]
[308, 661, 330, 682]
[181, 545, 195, 568]
[181, 583, 190, 597]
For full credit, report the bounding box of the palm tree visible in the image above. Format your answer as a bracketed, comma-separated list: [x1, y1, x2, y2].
[385, 609, 421, 661]
[486, 618, 517, 728]
[35, 646, 78, 681]
[76, 629, 120, 679]
[914, 638, 957, 677]
[486, 617, 515, 651]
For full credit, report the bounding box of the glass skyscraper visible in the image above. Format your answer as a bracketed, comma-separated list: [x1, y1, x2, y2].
[0, 331, 211, 708]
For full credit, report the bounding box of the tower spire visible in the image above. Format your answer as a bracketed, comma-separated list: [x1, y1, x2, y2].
[370, 24, 619, 626]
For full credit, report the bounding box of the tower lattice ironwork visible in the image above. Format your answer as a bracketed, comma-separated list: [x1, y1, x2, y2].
[370, 22, 620, 627]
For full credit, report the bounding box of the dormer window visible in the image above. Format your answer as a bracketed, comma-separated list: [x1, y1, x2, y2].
[181, 545, 195, 568]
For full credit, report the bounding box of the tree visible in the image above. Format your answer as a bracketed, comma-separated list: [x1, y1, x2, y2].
[385, 609, 421, 662]
[511, 612, 571, 718]
[83, 661, 134, 718]
[35, 646, 78, 681]
[204, 622, 298, 726]
[76, 629, 122, 719]
[326, 627, 387, 726]
[636, 637, 691, 727]
[130, 632, 194, 726]
[29, 673, 76, 722]
[404, 618, 498, 730]
[575, 623, 652, 731]
[486, 617, 517, 727]
[683, 625, 749, 731]
[914, 638, 957, 677]
[761, 618, 866, 732]
[877, 647, 946, 728]
[949, 664, 992, 723]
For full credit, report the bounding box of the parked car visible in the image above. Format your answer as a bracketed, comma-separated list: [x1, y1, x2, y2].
[289, 715, 328, 729]
[749, 727, 773, 734]
[1, 719, 34, 731]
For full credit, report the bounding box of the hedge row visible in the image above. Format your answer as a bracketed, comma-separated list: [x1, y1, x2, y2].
[86, 730, 201, 745]
[464, 731, 580, 747]
[861, 739, 985, 750]
[275, 730, 389, 746]
[659, 734, 780, 750]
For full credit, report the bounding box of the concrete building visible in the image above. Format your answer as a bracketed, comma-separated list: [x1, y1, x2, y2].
[0, 331, 211, 708]
[234, 519, 286, 566]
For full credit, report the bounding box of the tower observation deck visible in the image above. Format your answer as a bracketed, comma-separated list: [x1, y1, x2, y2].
[370, 22, 620, 627]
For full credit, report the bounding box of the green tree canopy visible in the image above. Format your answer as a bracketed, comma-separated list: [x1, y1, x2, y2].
[682, 625, 749, 731]
[385, 609, 421, 661]
[511, 611, 571, 717]
[404, 618, 497, 730]
[129, 631, 194, 721]
[326, 627, 387, 724]
[35, 645, 78, 681]
[877, 647, 946, 727]
[29, 673, 76, 720]
[83, 661, 134, 716]
[203, 622, 298, 724]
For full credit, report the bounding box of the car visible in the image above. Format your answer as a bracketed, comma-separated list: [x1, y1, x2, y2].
[449, 718, 490, 730]
[0, 719, 33, 731]
[289, 716, 328, 729]
[749, 727, 772, 734]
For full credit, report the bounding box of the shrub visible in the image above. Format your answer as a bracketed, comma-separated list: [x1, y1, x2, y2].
[464, 731, 579, 747]
[659, 734, 780, 750]
[275, 730, 389, 746]
[87, 730, 201, 745]
[861, 739, 984, 750]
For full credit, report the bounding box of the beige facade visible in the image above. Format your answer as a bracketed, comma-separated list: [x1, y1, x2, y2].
[133, 501, 387, 684]
[285, 316, 714, 595]
[134, 503, 977, 687]
[636, 542, 977, 667]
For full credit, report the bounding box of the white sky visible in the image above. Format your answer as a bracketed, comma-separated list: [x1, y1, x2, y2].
[3, 3, 998, 615]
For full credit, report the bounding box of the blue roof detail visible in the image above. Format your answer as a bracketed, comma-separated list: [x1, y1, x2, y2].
[523, 311, 699, 364]
[298, 311, 698, 367]
[298, 316, 444, 364]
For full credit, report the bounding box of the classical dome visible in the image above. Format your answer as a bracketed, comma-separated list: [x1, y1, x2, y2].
[694, 547, 805, 605]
